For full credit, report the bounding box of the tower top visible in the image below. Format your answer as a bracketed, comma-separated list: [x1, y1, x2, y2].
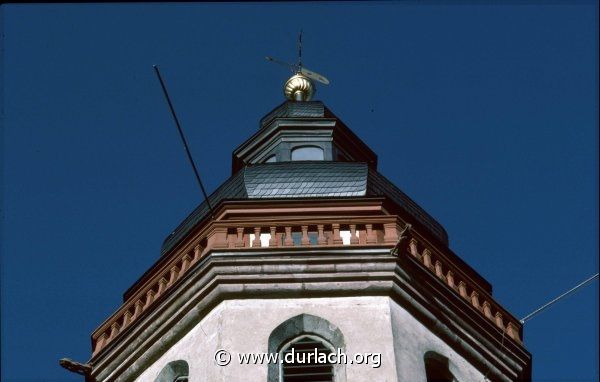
[266, 31, 330, 101]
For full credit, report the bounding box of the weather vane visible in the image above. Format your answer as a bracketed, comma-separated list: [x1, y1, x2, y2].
[266, 30, 330, 101]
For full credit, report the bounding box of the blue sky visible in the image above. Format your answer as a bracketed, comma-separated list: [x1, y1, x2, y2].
[1, 2, 597, 381]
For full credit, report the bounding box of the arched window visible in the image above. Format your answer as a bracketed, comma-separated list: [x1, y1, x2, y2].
[291, 146, 324, 161]
[154, 360, 189, 382]
[279, 335, 334, 382]
[424, 352, 455, 382]
[267, 314, 346, 382]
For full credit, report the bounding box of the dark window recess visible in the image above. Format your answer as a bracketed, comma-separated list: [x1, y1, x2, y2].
[424, 353, 455, 382]
[282, 337, 334, 382]
[154, 360, 189, 382]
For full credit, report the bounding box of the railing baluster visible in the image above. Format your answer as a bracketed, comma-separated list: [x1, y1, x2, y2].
[332, 224, 342, 245]
[470, 291, 480, 309]
[122, 310, 132, 329]
[507, 322, 521, 342]
[157, 277, 168, 296]
[482, 301, 493, 319]
[269, 226, 277, 247]
[253, 227, 261, 247]
[193, 244, 202, 263]
[169, 266, 180, 286]
[495, 312, 504, 329]
[435, 260, 444, 279]
[109, 322, 120, 341]
[409, 238, 419, 258]
[458, 281, 468, 299]
[446, 270, 455, 289]
[422, 249, 432, 269]
[133, 299, 144, 320]
[317, 224, 327, 245]
[301, 225, 310, 245]
[95, 332, 109, 354]
[236, 227, 244, 247]
[284, 226, 293, 246]
[350, 224, 359, 244]
[181, 254, 192, 274]
[144, 289, 155, 309]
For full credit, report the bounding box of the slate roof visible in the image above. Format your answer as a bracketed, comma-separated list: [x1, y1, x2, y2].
[259, 101, 326, 129]
[160, 161, 448, 256]
[244, 162, 367, 198]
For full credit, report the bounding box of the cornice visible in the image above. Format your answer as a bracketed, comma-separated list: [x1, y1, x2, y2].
[93, 201, 513, 360]
[88, 248, 531, 382]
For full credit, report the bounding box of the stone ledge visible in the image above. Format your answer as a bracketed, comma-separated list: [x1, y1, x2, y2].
[88, 249, 530, 382]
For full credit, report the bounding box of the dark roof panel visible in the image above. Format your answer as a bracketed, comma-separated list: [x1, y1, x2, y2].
[366, 170, 449, 244]
[259, 101, 325, 129]
[245, 162, 367, 198]
[160, 169, 247, 256]
[160, 161, 448, 256]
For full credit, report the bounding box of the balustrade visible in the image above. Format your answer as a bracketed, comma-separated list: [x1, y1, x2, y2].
[406, 237, 523, 344]
[92, 218, 397, 354]
[92, 217, 522, 356]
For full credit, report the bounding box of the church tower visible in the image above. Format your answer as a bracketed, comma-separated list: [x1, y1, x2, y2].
[78, 70, 532, 381]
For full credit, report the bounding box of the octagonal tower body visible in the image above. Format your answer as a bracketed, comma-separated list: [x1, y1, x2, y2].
[86, 96, 531, 382]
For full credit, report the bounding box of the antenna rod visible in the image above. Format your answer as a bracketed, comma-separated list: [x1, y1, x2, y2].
[152, 65, 215, 219]
[520, 272, 598, 324]
[298, 29, 303, 69]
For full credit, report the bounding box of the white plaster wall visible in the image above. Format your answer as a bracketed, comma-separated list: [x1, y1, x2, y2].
[389, 300, 486, 382]
[136, 296, 486, 382]
[136, 297, 396, 382]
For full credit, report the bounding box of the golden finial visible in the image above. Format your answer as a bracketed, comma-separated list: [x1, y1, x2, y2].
[284, 74, 315, 101]
[266, 31, 330, 102]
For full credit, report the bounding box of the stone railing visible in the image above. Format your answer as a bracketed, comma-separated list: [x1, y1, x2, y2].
[91, 216, 522, 355]
[91, 217, 400, 355]
[210, 219, 399, 249]
[406, 237, 522, 343]
[91, 243, 204, 355]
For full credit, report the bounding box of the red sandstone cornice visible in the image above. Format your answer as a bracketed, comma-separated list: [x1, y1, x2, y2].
[123, 198, 390, 301]
[90, 199, 524, 357]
